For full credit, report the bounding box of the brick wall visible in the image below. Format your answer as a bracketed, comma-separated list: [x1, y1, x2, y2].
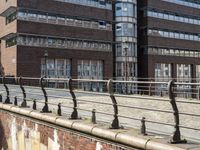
[0, 110, 133, 150]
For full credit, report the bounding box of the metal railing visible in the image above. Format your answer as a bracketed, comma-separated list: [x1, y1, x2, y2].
[0, 76, 200, 143]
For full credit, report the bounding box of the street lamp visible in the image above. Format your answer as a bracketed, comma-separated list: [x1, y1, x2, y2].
[123, 42, 128, 94]
[44, 50, 48, 77]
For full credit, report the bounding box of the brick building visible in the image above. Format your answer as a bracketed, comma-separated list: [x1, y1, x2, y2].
[138, 0, 200, 82]
[1, 0, 200, 85]
[0, 0, 113, 86]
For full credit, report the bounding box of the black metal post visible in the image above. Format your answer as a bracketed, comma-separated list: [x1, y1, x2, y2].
[40, 77, 51, 113]
[14, 96, 18, 106]
[18, 77, 27, 107]
[141, 117, 147, 135]
[3, 77, 11, 104]
[168, 80, 187, 144]
[68, 78, 78, 119]
[57, 103, 62, 116]
[0, 94, 2, 102]
[33, 99, 37, 110]
[91, 109, 97, 124]
[107, 79, 120, 129]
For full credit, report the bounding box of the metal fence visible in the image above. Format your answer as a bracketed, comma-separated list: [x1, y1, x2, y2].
[0, 76, 200, 143]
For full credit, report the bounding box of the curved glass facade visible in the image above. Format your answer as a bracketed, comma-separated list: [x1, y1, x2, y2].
[115, 0, 137, 93]
[115, 3, 136, 17]
[116, 23, 135, 37]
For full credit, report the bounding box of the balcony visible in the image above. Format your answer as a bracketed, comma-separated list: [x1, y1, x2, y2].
[0, 0, 17, 17]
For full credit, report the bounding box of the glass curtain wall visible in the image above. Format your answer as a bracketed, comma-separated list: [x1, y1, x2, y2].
[115, 0, 137, 94]
[155, 63, 172, 96]
[177, 64, 192, 98]
[77, 60, 103, 91]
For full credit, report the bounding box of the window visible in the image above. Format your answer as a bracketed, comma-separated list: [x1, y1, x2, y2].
[6, 37, 17, 48]
[6, 12, 16, 24]
[155, 63, 171, 81]
[41, 59, 71, 78]
[16, 9, 111, 31]
[116, 23, 135, 37]
[115, 3, 135, 17]
[147, 9, 200, 27]
[78, 60, 103, 79]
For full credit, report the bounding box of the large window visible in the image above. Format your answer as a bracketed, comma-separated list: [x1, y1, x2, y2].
[177, 64, 191, 81]
[78, 60, 103, 79]
[15, 9, 112, 31]
[6, 37, 17, 48]
[41, 59, 71, 78]
[116, 62, 137, 77]
[78, 60, 103, 91]
[55, 0, 112, 10]
[116, 42, 137, 57]
[176, 64, 192, 97]
[155, 63, 171, 81]
[196, 65, 200, 79]
[147, 47, 200, 58]
[16, 35, 112, 52]
[147, 9, 200, 26]
[116, 3, 136, 17]
[6, 12, 16, 24]
[162, 0, 200, 9]
[155, 63, 172, 96]
[116, 23, 136, 37]
[148, 28, 200, 42]
[196, 65, 200, 84]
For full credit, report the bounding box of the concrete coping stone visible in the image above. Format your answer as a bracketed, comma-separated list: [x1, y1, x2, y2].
[2, 104, 14, 110]
[55, 117, 79, 128]
[19, 108, 33, 116]
[10, 105, 21, 113]
[72, 120, 100, 134]
[0, 103, 3, 109]
[0, 104, 199, 150]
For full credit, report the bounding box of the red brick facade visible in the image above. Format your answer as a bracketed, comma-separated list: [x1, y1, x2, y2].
[0, 110, 132, 150]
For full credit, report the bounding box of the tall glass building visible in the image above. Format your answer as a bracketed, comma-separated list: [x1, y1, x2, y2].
[114, 0, 137, 93]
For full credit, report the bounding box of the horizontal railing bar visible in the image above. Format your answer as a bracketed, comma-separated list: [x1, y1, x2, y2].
[117, 104, 173, 113]
[114, 94, 170, 102]
[179, 125, 200, 131]
[76, 98, 112, 105]
[179, 112, 200, 117]
[176, 100, 200, 104]
[74, 90, 109, 96]
[145, 119, 174, 127]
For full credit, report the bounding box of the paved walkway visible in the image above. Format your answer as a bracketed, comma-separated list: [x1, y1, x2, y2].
[0, 85, 200, 142]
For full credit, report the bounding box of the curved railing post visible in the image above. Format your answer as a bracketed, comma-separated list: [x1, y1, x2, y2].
[40, 77, 51, 113]
[107, 79, 120, 129]
[3, 77, 11, 104]
[18, 77, 27, 107]
[68, 78, 78, 119]
[168, 80, 187, 144]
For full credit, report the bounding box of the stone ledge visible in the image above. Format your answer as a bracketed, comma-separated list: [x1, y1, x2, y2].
[0, 103, 199, 150]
